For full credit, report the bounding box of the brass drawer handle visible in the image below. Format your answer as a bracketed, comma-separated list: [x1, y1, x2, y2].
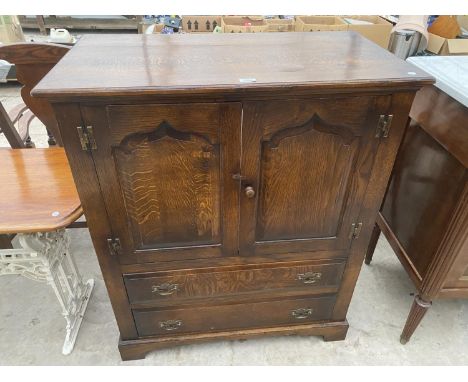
[152, 282, 179, 296]
[291, 308, 313, 319]
[159, 319, 182, 331]
[297, 271, 322, 284]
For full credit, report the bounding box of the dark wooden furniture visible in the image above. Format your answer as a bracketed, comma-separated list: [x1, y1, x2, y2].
[32, 32, 432, 360]
[0, 42, 71, 146]
[365, 76, 468, 344]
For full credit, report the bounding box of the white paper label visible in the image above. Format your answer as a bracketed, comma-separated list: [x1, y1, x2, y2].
[239, 78, 257, 83]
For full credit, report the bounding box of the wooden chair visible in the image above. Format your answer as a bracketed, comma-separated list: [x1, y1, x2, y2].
[0, 148, 94, 355]
[0, 42, 86, 228]
[0, 42, 71, 146]
[0, 101, 35, 148]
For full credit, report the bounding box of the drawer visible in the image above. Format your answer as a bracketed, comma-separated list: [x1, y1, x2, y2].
[134, 295, 336, 337]
[124, 260, 345, 305]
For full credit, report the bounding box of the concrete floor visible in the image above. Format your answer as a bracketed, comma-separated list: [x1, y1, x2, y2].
[1, 83, 467, 365]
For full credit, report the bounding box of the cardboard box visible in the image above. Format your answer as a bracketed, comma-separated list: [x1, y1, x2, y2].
[0, 15, 25, 44]
[141, 23, 164, 34]
[427, 32, 468, 55]
[222, 16, 268, 33]
[342, 15, 393, 48]
[295, 16, 347, 32]
[266, 18, 295, 32]
[182, 16, 222, 32]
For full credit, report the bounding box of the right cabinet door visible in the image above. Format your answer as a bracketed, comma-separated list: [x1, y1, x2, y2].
[240, 96, 386, 256]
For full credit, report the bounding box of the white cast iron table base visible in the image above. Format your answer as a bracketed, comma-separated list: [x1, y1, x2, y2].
[0, 229, 94, 355]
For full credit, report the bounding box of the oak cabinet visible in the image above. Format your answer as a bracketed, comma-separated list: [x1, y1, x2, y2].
[32, 32, 432, 360]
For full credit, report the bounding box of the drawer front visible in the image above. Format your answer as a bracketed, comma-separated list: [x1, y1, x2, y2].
[134, 295, 336, 337]
[125, 260, 345, 305]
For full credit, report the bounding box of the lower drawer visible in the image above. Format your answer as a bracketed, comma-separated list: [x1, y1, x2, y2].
[125, 260, 345, 305]
[133, 295, 336, 337]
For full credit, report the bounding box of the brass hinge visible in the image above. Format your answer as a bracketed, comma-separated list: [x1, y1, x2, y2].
[375, 114, 393, 138]
[349, 222, 363, 240]
[77, 126, 97, 151]
[107, 237, 121, 256]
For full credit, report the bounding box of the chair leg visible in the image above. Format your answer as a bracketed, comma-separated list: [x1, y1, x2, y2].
[0, 234, 14, 249]
[400, 295, 432, 344]
[0, 230, 94, 355]
[365, 223, 381, 265]
[47, 129, 57, 146]
[25, 135, 35, 148]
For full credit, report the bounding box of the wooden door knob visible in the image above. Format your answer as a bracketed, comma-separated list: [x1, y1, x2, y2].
[245, 186, 255, 198]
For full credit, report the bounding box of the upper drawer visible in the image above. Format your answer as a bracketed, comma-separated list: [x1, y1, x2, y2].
[124, 260, 345, 306]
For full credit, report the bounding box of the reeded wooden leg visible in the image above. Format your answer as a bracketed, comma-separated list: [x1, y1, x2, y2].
[364, 223, 381, 265]
[400, 295, 432, 344]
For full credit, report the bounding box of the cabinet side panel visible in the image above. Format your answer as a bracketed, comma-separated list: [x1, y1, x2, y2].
[332, 92, 416, 320]
[381, 122, 465, 278]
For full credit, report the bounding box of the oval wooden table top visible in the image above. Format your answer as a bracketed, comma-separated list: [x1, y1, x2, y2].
[0, 148, 82, 234]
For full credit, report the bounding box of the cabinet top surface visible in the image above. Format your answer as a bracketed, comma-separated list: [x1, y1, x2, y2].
[32, 32, 433, 100]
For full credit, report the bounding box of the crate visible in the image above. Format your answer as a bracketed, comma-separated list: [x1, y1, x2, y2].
[182, 16, 222, 32]
[266, 18, 295, 32]
[295, 16, 347, 32]
[222, 16, 268, 33]
[342, 16, 393, 48]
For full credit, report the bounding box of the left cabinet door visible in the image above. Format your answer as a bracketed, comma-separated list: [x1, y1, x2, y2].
[82, 103, 241, 265]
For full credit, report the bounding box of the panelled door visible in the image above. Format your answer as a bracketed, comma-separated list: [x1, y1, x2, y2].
[239, 97, 386, 256]
[82, 103, 241, 264]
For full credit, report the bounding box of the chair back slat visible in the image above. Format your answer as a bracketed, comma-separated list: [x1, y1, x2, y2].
[0, 102, 26, 148]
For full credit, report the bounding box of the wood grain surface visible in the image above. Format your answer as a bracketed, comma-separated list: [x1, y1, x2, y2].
[114, 120, 221, 250]
[0, 148, 82, 233]
[82, 102, 241, 264]
[240, 96, 384, 256]
[32, 32, 433, 100]
[409, 86, 468, 168]
[124, 260, 345, 305]
[381, 122, 466, 278]
[133, 295, 336, 337]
